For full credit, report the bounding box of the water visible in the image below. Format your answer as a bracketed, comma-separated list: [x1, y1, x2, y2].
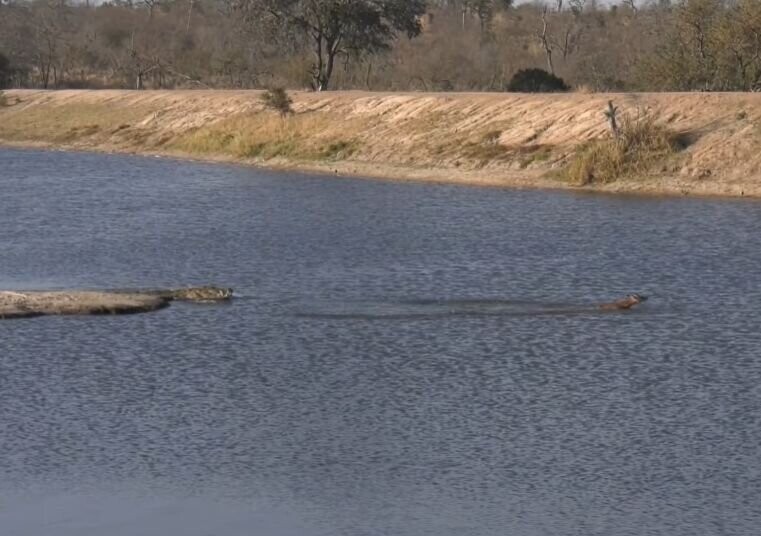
[1, 148, 760, 535]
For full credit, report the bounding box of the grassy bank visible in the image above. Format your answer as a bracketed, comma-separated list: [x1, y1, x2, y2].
[1, 89, 761, 197]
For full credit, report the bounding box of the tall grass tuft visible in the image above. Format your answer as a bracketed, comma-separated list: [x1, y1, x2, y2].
[0, 91, 8, 107]
[565, 114, 678, 185]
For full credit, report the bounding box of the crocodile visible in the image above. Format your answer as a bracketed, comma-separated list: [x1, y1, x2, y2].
[598, 293, 648, 311]
[0, 286, 233, 319]
[134, 286, 234, 302]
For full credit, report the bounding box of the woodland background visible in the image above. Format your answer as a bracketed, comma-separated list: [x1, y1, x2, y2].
[2, 0, 761, 92]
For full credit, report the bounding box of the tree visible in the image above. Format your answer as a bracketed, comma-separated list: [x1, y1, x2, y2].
[0, 52, 10, 88]
[238, 0, 427, 91]
[463, 0, 514, 34]
[623, 0, 638, 16]
[636, 0, 761, 91]
[712, 0, 761, 90]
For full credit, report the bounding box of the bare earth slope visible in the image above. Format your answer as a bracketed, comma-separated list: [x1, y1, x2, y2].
[2, 90, 760, 197]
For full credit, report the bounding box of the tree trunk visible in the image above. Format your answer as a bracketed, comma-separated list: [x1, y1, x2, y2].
[322, 48, 336, 91]
[186, 0, 194, 33]
[365, 61, 373, 90]
[539, 7, 555, 75]
[40, 57, 51, 89]
[313, 33, 325, 90]
[314, 34, 340, 91]
[605, 100, 619, 138]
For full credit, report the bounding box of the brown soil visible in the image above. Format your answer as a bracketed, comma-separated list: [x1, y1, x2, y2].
[2, 89, 761, 197]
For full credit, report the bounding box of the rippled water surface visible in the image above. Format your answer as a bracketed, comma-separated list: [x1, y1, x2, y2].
[1, 148, 760, 536]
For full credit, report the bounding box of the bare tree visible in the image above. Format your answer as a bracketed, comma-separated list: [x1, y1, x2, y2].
[141, 0, 161, 20]
[232, 0, 427, 91]
[550, 18, 584, 61]
[538, 6, 555, 74]
[128, 31, 159, 89]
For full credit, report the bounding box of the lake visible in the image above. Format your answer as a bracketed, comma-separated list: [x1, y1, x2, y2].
[1, 148, 760, 535]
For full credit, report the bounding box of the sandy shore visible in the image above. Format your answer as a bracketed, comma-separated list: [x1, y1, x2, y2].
[1, 89, 760, 197]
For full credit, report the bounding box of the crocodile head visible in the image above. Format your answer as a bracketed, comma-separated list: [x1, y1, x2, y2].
[172, 287, 233, 301]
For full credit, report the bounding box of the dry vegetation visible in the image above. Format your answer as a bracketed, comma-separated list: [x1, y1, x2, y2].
[3, 1, 761, 94]
[172, 112, 364, 161]
[2, 0, 760, 200]
[2, 89, 761, 197]
[261, 88, 294, 117]
[565, 115, 680, 186]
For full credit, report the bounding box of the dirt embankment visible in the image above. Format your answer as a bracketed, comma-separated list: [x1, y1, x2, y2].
[1, 89, 761, 197]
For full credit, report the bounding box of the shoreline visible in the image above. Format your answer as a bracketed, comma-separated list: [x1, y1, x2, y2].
[3, 139, 756, 203]
[0, 137, 563, 190]
[2, 90, 760, 199]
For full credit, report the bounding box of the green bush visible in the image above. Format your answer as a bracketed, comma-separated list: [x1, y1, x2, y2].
[507, 68, 569, 93]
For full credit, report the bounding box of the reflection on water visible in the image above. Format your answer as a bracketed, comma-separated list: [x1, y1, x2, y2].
[1, 148, 761, 536]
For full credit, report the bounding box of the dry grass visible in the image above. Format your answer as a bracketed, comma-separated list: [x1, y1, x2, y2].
[449, 126, 542, 168]
[518, 145, 553, 168]
[455, 127, 555, 169]
[0, 102, 151, 143]
[564, 115, 679, 185]
[574, 84, 596, 94]
[171, 111, 364, 162]
[460, 137, 512, 164]
[0, 91, 8, 107]
[3, 89, 761, 196]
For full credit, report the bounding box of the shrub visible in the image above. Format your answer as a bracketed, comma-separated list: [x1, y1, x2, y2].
[0, 90, 7, 107]
[261, 87, 293, 117]
[506, 68, 569, 93]
[565, 114, 678, 185]
[320, 140, 357, 159]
